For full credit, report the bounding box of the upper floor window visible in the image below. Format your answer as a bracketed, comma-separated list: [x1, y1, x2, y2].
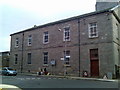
[43, 52, 48, 65]
[27, 53, 32, 64]
[28, 35, 32, 46]
[14, 54, 18, 64]
[43, 31, 49, 44]
[64, 27, 70, 41]
[15, 38, 19, 47]
[88, 22, 98, 38]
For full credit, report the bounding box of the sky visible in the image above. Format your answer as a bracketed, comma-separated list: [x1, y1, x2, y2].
[0, 0, 96, 52]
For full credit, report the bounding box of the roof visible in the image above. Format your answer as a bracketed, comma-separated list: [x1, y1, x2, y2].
[10, 8, 112, 36]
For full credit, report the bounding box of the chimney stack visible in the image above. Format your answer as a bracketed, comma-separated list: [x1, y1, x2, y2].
[96, 0, 120, 11]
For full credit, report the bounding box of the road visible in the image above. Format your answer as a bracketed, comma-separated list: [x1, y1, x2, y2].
[1, 74, 119, 89]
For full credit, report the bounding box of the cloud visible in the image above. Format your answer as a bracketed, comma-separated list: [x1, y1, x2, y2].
[0, 0, 96, 16]
[0, 37, 10, 52]
[0, 0, 96, 52]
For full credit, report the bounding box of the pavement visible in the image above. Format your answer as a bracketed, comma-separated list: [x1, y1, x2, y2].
[18, 73, 119, 82]
[0, 84, 22, 90]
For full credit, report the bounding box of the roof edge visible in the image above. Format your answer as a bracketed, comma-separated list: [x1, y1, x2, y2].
[10, 9, 110, 36]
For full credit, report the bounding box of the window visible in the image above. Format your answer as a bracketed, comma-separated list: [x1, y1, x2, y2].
[14, 54, 18, 64]
[15, 38, 19, 47]
[28, 35, 32, 46]
[43, 52, 48, 64]
[43, 31, 49, 44]
[64, 27, 70, 41]
[27, 53, 32, 64]
[90, 49, 99, 60]
[88, 22, 98, 38]
[115, 23, 119, 40]
[64, 50, 70, 65]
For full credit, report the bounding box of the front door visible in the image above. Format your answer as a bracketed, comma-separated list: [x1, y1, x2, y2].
[90, 49, 99, 77]
[91, 60, 99, 76]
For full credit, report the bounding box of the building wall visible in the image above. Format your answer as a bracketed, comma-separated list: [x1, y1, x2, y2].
[79, 12, 115, 77]
[0, 52, 10, 67]
[111, 11, 120, 78]
[10, 11, 120, 77]
[10, 19, 80, 76]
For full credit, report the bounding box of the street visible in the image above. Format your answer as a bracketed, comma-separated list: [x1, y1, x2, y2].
[1, 74, 119, 89]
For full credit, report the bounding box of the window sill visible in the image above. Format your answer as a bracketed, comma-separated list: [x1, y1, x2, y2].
[63, 40, 71, 42]
[88, 36, 98, 39]
[27, 64, 32, 65]
[64, 64, 71, 67]
[43, 42, 49, 44]
[43, 64, 49, 67]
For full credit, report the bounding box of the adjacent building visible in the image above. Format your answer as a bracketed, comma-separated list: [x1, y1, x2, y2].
[0, 51, 10, 67]
[10, 1, 120, 78]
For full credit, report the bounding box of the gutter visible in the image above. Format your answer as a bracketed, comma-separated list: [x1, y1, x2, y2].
[78, 19, 81, 77]
[109, 5, 120, 23]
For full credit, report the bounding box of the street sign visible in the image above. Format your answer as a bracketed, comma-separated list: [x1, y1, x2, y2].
[61, 58, 64, 61]
[50, 60, 56, 66]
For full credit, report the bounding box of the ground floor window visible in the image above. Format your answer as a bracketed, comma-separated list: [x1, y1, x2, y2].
[64, 50, 70, 65]
[14, 54, 18, 64]
[27, 53, 32, 64]
[43, 52, 48, 64]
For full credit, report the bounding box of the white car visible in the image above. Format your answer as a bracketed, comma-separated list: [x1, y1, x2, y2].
[2, 67, 17, 76]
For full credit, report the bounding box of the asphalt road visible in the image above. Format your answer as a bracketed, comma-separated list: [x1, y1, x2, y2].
[1, 74, 119, 89]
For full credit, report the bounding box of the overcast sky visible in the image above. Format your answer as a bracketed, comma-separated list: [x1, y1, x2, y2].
[0, 0, 96, 52]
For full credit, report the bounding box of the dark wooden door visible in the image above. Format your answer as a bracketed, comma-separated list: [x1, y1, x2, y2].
[91, 60, 99, 76]
[90, 49, 99, 77]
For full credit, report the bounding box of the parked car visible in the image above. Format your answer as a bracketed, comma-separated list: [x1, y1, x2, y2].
[2, 67, 17, 76]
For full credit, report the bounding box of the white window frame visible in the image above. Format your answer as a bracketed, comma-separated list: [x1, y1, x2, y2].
[28, 35, 32, 46]
[43, 31, 49, 44]
[63, 26, 70, 41]
[15, 38, 19, 47]
[88, 22, 98, 38]
[64, 50, 70, 65]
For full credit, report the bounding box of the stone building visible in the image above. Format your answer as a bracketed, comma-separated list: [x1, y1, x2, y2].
[0, 51, 10, 67]
[10, 1, 120, 78]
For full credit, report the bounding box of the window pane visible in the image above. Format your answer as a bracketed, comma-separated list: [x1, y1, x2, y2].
[28, 35, 32, 46]
[43, 31, 49, 43]
[64, 27, 70, 41]
[64, 50, 70, 64]
[43, 52, 48, 64]
[89, 22, 98, 38]
[15, 38, 19, 47]
[90, 49, 99, 60]
[28, 53, 31, 64]
[15, 54, 18, 64]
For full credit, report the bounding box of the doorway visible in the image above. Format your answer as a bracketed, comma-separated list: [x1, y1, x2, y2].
[90, 49, 99, 77]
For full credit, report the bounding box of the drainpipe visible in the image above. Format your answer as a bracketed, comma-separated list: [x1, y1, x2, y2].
[78, 19, 81, 77]
[21, 32, 24, 73]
